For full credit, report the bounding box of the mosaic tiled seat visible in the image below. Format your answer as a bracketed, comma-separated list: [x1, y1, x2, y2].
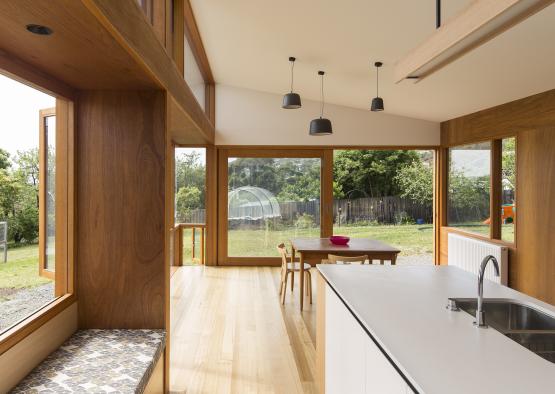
[11, 329, 165, 394]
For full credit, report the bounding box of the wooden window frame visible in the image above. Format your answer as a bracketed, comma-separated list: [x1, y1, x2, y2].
[443, 136, 517, 246]
[38, 108, 56, 281]
[0, 97, 75, 355]
[215, 146, 440, 266]
[217, 148, 332, 266]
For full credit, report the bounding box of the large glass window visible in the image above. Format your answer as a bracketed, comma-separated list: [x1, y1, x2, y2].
[501, 137, 516, 242]
[333, 150, 434, 265]
[448, 142, 491, 236]
[227, 157, 321, 257]
[0, 74, 56, 333]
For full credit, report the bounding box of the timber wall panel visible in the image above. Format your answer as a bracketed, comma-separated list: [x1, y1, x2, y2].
[514, 128, 555, 304]
[440, 88, 555, 304]
[77, 91, 166, 328]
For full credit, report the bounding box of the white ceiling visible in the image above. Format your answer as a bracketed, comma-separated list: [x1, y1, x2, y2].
[190, 0, 555, 122]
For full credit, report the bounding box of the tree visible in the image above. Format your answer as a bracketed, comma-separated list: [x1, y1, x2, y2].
[175, 151, 206, 209]
[0, 149, 40, 244]
[502, 138, 516, 189]
[395, 161, 433, 205]
[0, 148, 10, 170]
[175, 186, 202, 221]
[228, 157, 321, 202]
[0, 169, 20, 219]
[333, 150, 420, 198]
[14, 149, 40, 208]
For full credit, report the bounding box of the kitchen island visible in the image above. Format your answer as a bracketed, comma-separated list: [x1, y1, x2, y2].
[316, 264, 555, 394]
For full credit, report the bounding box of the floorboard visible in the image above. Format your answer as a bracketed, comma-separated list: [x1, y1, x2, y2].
[170, 266, 317, 394]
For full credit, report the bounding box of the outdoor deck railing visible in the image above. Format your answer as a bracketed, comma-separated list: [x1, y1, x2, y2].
[172, 223, 206, 266]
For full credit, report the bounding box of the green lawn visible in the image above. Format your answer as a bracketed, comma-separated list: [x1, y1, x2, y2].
[448, 222, 515, 242]
[225, 224, 433, 258]
[180, 222, 515, 262]
[0, 244, 50, 291]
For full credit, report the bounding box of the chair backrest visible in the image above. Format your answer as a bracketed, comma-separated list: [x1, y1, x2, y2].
[327, 254, 369, 264]
[276, 243, 289, 272]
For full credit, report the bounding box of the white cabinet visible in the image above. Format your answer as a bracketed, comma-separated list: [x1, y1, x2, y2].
[325, 285, 411, 394]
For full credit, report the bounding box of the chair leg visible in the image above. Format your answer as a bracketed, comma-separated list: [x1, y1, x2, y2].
[282, 271, 289, 305]
[307, 270, 313, 304]
[290, 270, 294, 291]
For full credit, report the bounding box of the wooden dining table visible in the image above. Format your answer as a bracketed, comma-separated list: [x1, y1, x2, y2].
[290, 238, 401, 310]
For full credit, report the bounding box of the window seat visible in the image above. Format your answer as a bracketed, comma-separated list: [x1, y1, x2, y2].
[11, 329, 165, 393]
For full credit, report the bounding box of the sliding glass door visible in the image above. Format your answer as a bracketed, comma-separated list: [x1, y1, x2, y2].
[219, 149, 325, 264]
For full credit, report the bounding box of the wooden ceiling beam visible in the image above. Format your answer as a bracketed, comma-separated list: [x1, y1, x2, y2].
[0, 48, 75, 100]
[82, 0, 215, 144]
[395, 0, 554, 83]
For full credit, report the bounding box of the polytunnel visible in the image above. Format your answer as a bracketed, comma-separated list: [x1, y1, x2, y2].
[228, 186, 281, 221]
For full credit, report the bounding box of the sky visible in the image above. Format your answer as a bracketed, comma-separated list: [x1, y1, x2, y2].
[0, 74, 55, 157]
[451, 149, 490, 177]
[175, 147, 206, 164]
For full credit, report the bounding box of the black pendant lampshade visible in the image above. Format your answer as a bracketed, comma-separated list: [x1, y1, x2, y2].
[371, 96, 384, 112]
[371, 61, 384, 112]
[309, 71, 332, 136]
[309, 118, 332, 135]
[282, 57, 302, 109]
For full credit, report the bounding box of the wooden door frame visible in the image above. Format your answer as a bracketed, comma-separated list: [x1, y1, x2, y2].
[217, 147, 332, 266]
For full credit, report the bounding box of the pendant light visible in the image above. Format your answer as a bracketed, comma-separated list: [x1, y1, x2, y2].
[282, 57, 302, 109]
[309, 71, 332, 136]
[371, 61, 384, 112]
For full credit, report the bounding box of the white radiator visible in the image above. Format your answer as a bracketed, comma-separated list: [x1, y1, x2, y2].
[448, 233, 508, 285]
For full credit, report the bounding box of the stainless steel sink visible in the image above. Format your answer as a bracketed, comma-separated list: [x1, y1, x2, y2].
[449, 298, 555, 363]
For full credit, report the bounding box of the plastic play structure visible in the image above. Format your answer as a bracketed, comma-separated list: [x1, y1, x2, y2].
[483, 204, 515, 225]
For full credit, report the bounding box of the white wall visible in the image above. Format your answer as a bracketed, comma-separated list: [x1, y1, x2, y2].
[215, 85, 439, 146]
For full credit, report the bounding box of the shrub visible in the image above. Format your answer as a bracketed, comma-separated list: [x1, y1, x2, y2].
[295, 213, 315, 229]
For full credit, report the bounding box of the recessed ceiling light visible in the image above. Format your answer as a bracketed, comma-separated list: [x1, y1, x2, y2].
[26, 24, 53, 36]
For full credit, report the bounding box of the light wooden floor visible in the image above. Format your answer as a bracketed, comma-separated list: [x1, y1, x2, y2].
[170, 266, 317, 394]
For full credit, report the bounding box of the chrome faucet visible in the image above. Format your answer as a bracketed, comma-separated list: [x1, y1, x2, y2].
[475, 255, 500, 328]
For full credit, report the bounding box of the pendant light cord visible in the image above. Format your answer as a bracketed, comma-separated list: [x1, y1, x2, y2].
[376, 65, 379, 97]
[320, 73, 325, 118]
[290, 60, 295, 93]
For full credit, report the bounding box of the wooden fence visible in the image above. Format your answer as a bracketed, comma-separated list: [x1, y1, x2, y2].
[178, 195, 432, 225]
[333, 196, 432, 224]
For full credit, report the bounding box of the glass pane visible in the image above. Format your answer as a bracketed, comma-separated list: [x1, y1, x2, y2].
[448, 142, 491, 236]
[227, 157, 321, 257]
[184, 38, 205, 110]
[175, 148, 206, 265]
[45, 115, 56, 271]
[501, 138, 516, 242]
[333, 150, 434, 265]
[0, 74, 56, 334]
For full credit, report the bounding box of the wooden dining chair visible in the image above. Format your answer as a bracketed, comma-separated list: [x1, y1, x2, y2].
[277, 243, 312, 305]
[323, 254, 369, 265]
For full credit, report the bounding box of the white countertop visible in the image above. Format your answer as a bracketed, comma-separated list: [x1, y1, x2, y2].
[317, 264, 555, 394]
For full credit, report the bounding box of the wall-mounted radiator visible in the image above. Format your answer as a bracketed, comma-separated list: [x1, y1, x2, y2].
[448, 233, 508, 285]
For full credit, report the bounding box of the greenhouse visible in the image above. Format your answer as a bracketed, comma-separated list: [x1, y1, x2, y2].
[228, 186, 281, 221]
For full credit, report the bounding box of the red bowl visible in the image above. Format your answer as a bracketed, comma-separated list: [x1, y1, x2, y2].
[329, 236, 350, 245]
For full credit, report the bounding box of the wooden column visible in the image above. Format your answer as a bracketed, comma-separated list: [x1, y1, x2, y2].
[204, 145, 218, 265]
[490, 140, 502, 239]
[321, 149, 334, 238]
[76, 90, 166, 329]
[515, 128, 555, 304]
